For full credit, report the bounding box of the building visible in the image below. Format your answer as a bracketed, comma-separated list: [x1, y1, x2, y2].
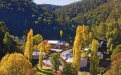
[48, 40, 66, 49]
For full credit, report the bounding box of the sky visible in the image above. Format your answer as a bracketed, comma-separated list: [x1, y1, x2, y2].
[33, 0, 81, 5]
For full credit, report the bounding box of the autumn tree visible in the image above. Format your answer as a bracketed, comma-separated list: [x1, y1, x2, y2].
[89, 31, 94, 43]
[111, 44, 121, 60]
[0, 53, 36, 75]
[104, 52, 121, 75]
[24, 29, 33, 62]
[60, 30, 63, 39]
[37, 40, 51, 69]
[90, 39, 99, 75]
[83, 25, 90, 47]
[73, 25, 83, 75]
[97, 22, 106, 38]
[37, 40, 51, 53]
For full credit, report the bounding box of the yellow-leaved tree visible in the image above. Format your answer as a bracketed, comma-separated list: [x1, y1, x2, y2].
[60, 30, 63, 39]
[0, 53, 36, 75]
[37, 40, 51, 69]
[24, 29, 33, 62]
[73, 26, 83, 75]
[90, 39, 99, 75]
[73, 25, 89, 75]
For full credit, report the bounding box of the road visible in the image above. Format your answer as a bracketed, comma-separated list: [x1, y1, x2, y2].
[60, 49, 72, 57]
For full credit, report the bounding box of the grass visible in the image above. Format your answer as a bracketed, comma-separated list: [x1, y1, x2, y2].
[35, 66, 54, 75]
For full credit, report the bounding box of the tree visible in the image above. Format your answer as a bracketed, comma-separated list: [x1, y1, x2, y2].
[24, 29, 33, 62]
[37, 40, 51, 69]
[50, 53, 60, 72]
[0, 21, 10, 60]
[3, 32, 17, 53]
[3, 32, 12, 51]
[104, 52, 121, 75]
[0, 53, 36, 75]
[111, 44, 121, 60]
[97, 22, 106, 38]
[62, 63, 75, 75]
[33, 34, 43, 45]
[89, 32, 94, 43]
[73, 25, 83, 75]
[37, 40, 51, 53]
[60, 30, 63, 39]
[38, 46, 44, 69]
[90, 39, 99, 75]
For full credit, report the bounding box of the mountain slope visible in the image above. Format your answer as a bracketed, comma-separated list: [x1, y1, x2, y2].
[0, 0, 60, 39]
[38, 4, 62, 11]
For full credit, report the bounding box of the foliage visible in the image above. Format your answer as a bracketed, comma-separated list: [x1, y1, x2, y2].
[38, 40, 51, 53]
[90, 39, 99, 75]
[104, 52, 121, 75]
[37, 40, 51, 69]
[111, 44, 121, 60]
[80, 72, 88, 75]
[0, 53, 36, 75]
[0, 0, 60, 40]
[36, 68, 54, 75]
[81, 52, 88, 58]
[39, 4, 62, 11]
[24, 29, 33, 62]
[3, 32, 16, 52]
[33, 34, 43, 45]
[50, 53, 60, 72]
[60, 30, 63, 39]
[0, 21, 17, 60]
[62, 63, 75, 75]
[73, 26, 83, 75]
[39, 52, 43, 69]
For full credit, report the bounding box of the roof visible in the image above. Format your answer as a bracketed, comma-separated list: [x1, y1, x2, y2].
[48, 40, 59, 44]
[48, 40, 65, 44]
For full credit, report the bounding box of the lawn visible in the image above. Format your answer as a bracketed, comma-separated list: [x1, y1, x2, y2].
[35, 66, 54, 75]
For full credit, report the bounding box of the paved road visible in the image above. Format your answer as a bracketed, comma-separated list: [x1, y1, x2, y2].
[60, 49, 72, 57]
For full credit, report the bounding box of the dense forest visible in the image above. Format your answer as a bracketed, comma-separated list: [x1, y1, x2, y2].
[0, 0, 121, 44]
[0, 0, 121, 48]
[0, 0, 61, 40]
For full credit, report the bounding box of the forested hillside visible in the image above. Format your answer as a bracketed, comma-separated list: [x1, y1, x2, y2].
[0, 0, 61, 39]
[54, 0, 121, 45]
[0, 0, 121, 44]
[38, 4, 62, 11]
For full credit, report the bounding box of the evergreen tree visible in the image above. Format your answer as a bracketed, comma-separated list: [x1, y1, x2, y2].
[24, 29, 33, 62]
[90, 39, 99, 75]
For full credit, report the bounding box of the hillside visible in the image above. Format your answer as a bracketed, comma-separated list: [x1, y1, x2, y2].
[55, 0, 108, 25]
[0, 0, 61, 39]
[38, 4, 62, 11]
[0, 0, 121, 44]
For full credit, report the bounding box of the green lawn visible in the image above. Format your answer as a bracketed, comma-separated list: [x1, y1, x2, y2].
[35, 66, 54, 75]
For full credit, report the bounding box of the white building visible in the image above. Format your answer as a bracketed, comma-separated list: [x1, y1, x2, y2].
[66, 57, 87, 68]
